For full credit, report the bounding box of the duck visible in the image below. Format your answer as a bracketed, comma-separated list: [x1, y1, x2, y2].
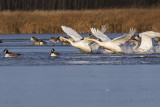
[50, 37, 59, 44]
[83, 28, 136, 53]
[50, 48, 60, 56]
[3, 49, 21, 57]
[30, 37, 39, 43]
[61, 26, 93, 53]
[35, 40, 47, 45]
[0, 40, 3, 43]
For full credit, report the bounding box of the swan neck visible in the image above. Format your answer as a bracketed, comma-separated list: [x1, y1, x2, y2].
[87, 38, 101, 44]
[61, 37, 73, 45]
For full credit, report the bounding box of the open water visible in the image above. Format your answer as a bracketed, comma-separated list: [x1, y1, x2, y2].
[0, 33, 160, 107]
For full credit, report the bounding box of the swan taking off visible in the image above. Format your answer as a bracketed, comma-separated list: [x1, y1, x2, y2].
[84, 28, 136, 53]
[60, 26, 93, 53]
[136, 31, 160, 52]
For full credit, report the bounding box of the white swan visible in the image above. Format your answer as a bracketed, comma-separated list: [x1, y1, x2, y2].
[60, 26, 93, 53]
[126, 35, 141, 50]
[136, 31, 160, 52]
[83, 28, 136, 53]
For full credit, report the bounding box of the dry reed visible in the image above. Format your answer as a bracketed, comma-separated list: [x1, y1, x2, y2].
[0, 8, 160, 34]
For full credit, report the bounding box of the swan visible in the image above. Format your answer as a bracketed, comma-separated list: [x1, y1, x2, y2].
[3, 49, 21, 57]
[135, 31, 160, 52]
[59, 36, 74, 45]
[60, 26, 94, 53]
[126, 39, 139, 50]
[126, 35, 141, 50]
[83, 28, 136, 53]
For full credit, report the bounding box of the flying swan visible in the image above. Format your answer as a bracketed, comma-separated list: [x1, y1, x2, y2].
[83, 28, 136, 53]
[134, 31, 160, 52]
[60, 26, 94, 53]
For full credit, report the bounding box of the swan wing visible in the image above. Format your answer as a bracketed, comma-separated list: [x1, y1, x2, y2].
[138, 34, 153, 51]
[91, 28, 111, 42]
[88, 34, 98, 39]
[100, 25, 107, 33]
[111, 28, 136, 45]
[61, 26, 82, 42]
[90, 43, 100, 50]
[138, 31, 160, 51]
[140, 31, 160, 38]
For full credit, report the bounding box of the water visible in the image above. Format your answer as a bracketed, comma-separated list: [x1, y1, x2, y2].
[0, 33, 160, 66]
[0, 34, 160, 107]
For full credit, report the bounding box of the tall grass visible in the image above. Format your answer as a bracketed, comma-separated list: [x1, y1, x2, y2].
[0, 9, 160, 34]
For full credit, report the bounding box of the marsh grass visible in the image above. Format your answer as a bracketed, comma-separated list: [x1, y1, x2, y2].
[0, 9, 160, 34]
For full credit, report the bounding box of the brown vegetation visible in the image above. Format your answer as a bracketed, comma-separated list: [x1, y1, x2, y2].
[0, 9, 160, 34]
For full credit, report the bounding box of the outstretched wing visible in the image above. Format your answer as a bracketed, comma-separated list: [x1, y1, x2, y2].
[88, 34, 97, 39]
[61, 26, 82, 42]
[138, 34, 153, 51]
[100, 25, 107, 33]
[90, 43, 100, 51]
[138, 31, 160, 51]
[111, 28, 136, 45]
[90, 28, 111, 42]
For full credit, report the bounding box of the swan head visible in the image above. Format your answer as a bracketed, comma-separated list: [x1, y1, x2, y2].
[83, 37, 89, 40]
[59, 36, 63, 40]
[59, 36, 68, 41]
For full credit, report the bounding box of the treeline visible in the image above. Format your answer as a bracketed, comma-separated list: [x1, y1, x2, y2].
[0, 0, 160, 11]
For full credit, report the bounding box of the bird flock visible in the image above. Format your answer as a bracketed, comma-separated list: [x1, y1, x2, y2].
[1, 25, 160, 58]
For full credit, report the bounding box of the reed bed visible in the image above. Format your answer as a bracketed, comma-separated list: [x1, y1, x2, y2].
[0, 8, 160, 34]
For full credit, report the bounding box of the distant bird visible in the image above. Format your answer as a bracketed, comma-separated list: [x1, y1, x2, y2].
[30, 37, 39, 43]
[3, 49, 21, 57]
[0, 40, 3, 43]
[50, 48, 60, 56]
[30, 37, 47, 45]
[35, 40, 47, 45]
[50, 37, 59, 44]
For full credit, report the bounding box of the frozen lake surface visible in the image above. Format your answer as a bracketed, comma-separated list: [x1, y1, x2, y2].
[0, 34, 160, 107]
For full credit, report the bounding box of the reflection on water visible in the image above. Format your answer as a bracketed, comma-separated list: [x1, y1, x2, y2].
[0, 33, 160, 66]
